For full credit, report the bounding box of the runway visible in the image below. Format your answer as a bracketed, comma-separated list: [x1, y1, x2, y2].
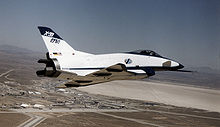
[77, 80, 220, 113]
[8, 108, 220, 127]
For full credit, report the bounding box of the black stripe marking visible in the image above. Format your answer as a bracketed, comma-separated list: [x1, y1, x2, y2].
[62, 66, 181, 71]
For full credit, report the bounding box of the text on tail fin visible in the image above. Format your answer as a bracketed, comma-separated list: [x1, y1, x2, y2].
[38, 26, 63, 40]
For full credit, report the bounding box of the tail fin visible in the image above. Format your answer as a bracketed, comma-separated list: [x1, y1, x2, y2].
[38, 26, 91, 58]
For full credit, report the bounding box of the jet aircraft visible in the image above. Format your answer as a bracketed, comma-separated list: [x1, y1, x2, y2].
[37, 26, 187, 87]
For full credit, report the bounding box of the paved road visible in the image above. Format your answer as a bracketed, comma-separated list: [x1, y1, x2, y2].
[0, 69, 14, 78]
[97, 112, 165, 127]
[11, 104, 220, 127]
[11, 107, 220, 120]
[11, 107, 220, 127]
[0, 111, 45, 127]
[17, 113, 45, 127]
[12, 108, 137, 113]
[13, 108, 137, 127]
[10, 107, 220, 127]
[12, 109, 138, 127]
[144, 109, 220, 120]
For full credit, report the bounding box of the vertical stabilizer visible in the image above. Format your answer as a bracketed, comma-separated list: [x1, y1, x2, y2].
[38, 26, 91, 58]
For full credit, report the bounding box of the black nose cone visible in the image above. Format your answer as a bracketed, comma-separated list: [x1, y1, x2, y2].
[178, 64, 184, 69]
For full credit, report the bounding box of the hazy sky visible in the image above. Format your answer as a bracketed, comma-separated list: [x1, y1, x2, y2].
[0, 0, 220, 69]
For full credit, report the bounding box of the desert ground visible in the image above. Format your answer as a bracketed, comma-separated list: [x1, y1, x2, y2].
[0, 45, 220, 127]
[78, 80, 220, 112]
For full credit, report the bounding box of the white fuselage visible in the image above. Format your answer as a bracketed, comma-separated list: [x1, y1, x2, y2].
[55, 52, 180, 76]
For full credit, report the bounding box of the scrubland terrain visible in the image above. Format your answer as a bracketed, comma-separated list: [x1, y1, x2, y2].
[0, 45, 220, 127]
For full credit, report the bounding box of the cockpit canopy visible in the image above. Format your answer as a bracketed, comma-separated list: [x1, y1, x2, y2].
[128, 50, 162, 57]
